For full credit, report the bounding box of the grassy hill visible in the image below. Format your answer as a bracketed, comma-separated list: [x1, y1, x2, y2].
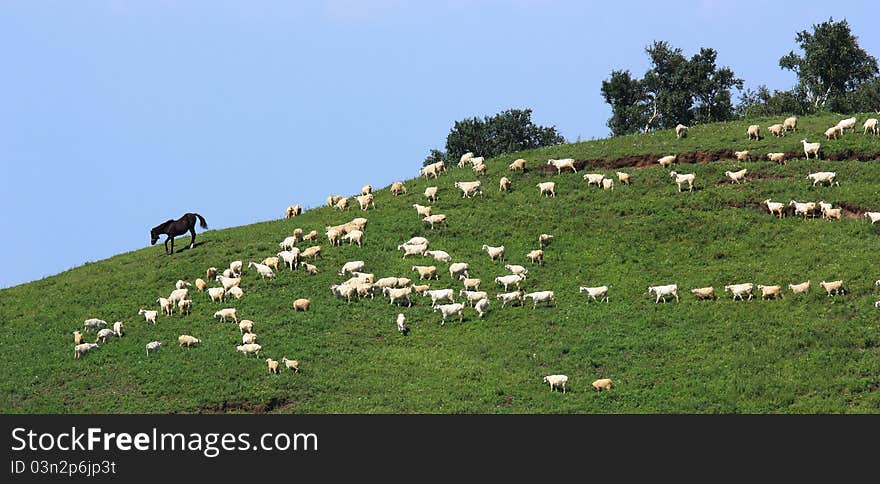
[2, 112, 880, 414]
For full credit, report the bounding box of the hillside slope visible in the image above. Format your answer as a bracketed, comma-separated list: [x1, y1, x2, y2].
[2, 113, 880, 413]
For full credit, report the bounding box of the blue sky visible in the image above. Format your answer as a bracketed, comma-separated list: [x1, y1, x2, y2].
[1, 1, 877, 288]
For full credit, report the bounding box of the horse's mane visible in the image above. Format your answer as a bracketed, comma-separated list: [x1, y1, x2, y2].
[151, 219, 175, 233]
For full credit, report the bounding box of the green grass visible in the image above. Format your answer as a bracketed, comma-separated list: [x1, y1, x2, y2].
[2, 112, 880, 414]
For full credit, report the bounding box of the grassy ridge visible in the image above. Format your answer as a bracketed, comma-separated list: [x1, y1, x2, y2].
[2, 113, 880, 413]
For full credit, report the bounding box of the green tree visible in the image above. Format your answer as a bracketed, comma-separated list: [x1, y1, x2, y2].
[779, 17, 878, 108]
[600, 70, 648, 136]
[442, 108, 564, 163]
[688, 48, 744, 124]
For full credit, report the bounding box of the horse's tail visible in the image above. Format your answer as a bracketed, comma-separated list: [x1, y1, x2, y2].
[194, 213, 208, 230]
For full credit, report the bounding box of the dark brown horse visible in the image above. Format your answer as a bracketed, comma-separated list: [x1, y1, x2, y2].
[150, 213, 208, 255]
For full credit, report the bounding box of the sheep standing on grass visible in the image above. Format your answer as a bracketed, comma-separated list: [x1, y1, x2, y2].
[508, 159, 527, 171]
[138, 309, 158, 324]
[177, 299, 192, 316]
[819, 280, 845, 296]
[543, 374, 568, 393]
[157, 297, 173, 316]
[648, 284, 678, 303]
[293, 298, 311, 312]
[482, 244, 505, 261]
[424, 186, 439, 202]
[768, 124, 785, 137]
[526, 249, 544, 266]
[691, 287, 716, 300]
[783, 116, 798, 132]
[390, 181, 407, 195]
[801, 139, 821, 159]
[178, 335, 201, 347]
[524, 291, 556, 309]
[579, 285, 610, 303]
[616, 172, 631, 185]
[474, 298, 489, 318]
[824, 126, 841, 140]
[547, 158, 577, 174]
[239, 320, 254, 335]
[865, 118, 879, 136]
[207, 287, 226, 302]
[669, 171, 695, 192]
[95, 328, 116, 344]
[146, 341, 161, 355]
[734, 150, 750, 161]
[499, 177, 511, 192]
[396, 313, 408, 335]
[788, 281, 810, 295]
[837, 117, 857, 134]
[282, 357, 300, 373]
[864, 212, 880, 224]
[675, 124, 688, 139]
[725, 169, 747, 184]
[266, 358, 280, 374]
[757, 285, 783, 300]
[223, 286, 241, 301]
[536, 182, 556, 197]
[73, 330, 83, 344]
[236, 343, 262, 357]
[657, 155, 677, 167]
[75, 343, 99, 359]
[764, 199, 784, 218]
[592, 378, 613, 392]
[213, 308, 238, 323]
[747, 125, 761, 140]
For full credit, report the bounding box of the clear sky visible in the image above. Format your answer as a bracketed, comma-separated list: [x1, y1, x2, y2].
[1, 1, 877, 289]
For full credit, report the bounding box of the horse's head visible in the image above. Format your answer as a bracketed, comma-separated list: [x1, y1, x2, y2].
[150, 228, 160, 245]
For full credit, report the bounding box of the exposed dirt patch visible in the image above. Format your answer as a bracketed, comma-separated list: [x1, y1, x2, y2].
[837, 202, 870, 220]
[188, 397, 292, 414]
[533, 149, 880, 175]
[498, 394, 514, 406]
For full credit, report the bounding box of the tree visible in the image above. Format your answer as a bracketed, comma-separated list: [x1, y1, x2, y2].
[442, 108, 564, 163]
[779, 17, 878, 108]
[735, 85, 810, 119]
[641, 41, 691, 131]
[688, 48, 744, 124]
[600, 70, 647, 136]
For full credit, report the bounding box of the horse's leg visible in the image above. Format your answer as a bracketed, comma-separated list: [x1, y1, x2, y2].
[169, 236, 175, 255]
[164, 237, 170, 255]
[189, 227, 196, 249]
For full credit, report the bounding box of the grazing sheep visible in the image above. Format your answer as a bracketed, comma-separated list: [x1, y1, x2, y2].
[279, 235, 298, 251]
[424, 186, 439, 202]
[458, 152, 474, 168]
[801, 139, 821, 159]
[178, 335, 201, 347]
[788, 281, 811, 295]
[863, 211, 880, 224]
[138, 309, 158, 324]
[243, 333, 259, 344]
[390, 181, 407, 196]
[396, 313, 408, 334]
[384, 286, 413, 307]
[648, 284, 678, 303]
[248, 261, 276, 279]
[301, 245, 322, 260]
[723, 283, 754, 301]
[433, 302, 465, 325]
[277, 249, 300, 270]
[768, 123, 785, 137]
[543, 374, 568, 393]
[449, 262, 470, 280]
[725, 168, 747, 184]
[419, 163, 440, 179]
[508, 159, 527, 171]
[423, 214, 447, 230]
[526, 249, 544, 265]
[495, 291, 523, 307]
[616, 171, 631, 185]
[601, 178, 615, 191]
[675, 124, 688, 139]
[261, 257, 280, 272]
[424, 288, 454, 305]
[764, 199, 785, 218]
[454, 181, 483, 198]
[504, 264, 528, 278]
[819, 280, 845, 296]
[215, 275, 241, 291]
[398, 243, 428, 258]
[236, 343, 262, 357]
[824, 125, 841, 140]
[327, 195, 342, 207]
[226, 286, 244, 300]
[157, 297, 173, 316]
[206, 267, 217, 280]
[579, 285, 610, 303]
[657, 155, 677, 167]
[330, 284, 356, 304]
[175, 280, 191, 290]
[292, 298, 311, 312]
[470, 156, 485, 167]
[536, 181, 556, 197]
[690, 287, 716, 300]
[582, 173, 604, 187]
[757, 285, 783, 300]
[822, 207, 842, 221]
[538, 234, 554, 248]
[168, 288, 189, 306]
[334, 197, 349, 211]
[239, 320, 254, 335]
[411, 284, 430, 294]
[95, 328, 116, 344]
[266, 358, 280, 374]
[788, 200, 817, 220]
[669, 171, 695, 192]
[499, 176, 511, 192]
[355, 193, 375, 211]
[864, 118, 879, 136]
[83, 318, 108, 331]
[474, 298, 489, 318]
[73, 330, 83, 344]
[472, 162, 488, 176]
[412, 203, 432, 218]
[303, 230, 319, 242]
[341, 230, 364, 247]
[734, 150, 750, 161]
[207, 287, 226, 302]
[424, 249, 452, 263]
[523, 290, 556, 309]
[482, 244, 505, 261]
[807, 171, 838, 188]
[285, 203, 302, 219]
[459, 276, 481, 291]
[361, 184, 372, 195]
[145, 341, 161, 355]
[547, 158, 577, 174]
[213, 308, 238, 323]
[837, 117, 857, 134]
[338, 260, 366, 276]
[282, 357, 300, 373]
[592, 378, 613, 392]
[412, 265, 439, 280]
[195, 278, 207, 292]
[177, 299, 192, 315]
[300, 262, 319, 275]
[783, 116, 798, 132]
[747, 124, 761, 140]
[495, 274, 524, 291]
[74, 343, 99, 359]
[229, 260, 243, 277]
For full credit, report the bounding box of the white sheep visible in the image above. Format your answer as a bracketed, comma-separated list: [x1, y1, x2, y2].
[195, 278, 207, 292]
[536, 181, 556, 197]
[207, 287, 226, 302]
[168, 288, 189, 306]
[669, 171, 695, 192]
[423, 214, 447, 230]
[355, 193, 375, 211]
[390, 181, 407, 196]
[412, 265, 439, 280]
[277, 249, 300, 270]
[341, 230, 364, 247]
[725, 168, 747, 184]
[459, 275, 481, 291]
[538, 234, 554, 248]
[495, 274, 524, 291]
[783, 116, 798, 132]
[236, 343, 262, 357]
[229, 260, 243, 277]
[338, 260, 365, 276]
[806, 171, 838, 188]
[282, 357, 300, 373]
[499, 176, 511, 192]
[864, 118, 879, 136]
[74, 343, 99, 359]
[213, 308, 238, 323]
[547, 158, 577, 174]
[801, 139, 821, 159]
[145, 341, 161, 355]
[248, 261, 276, 279]
[788, 281, 811, 295]
[764, 199, 785, 218]
[242, 333, 258, 344]
[300, 262, 319, 275]
[789, 200, 817, 220]
[424, 288, 454, 305]
[582, 173, 604, 187]
[474, 298, 489, 318]
[330, 284, 357, 304]
[837, 117, 857, 134]
[424, 186, 439, 202]
[73, 330, 83, 344]
[412, 203, 432, 218]
[616, 171, 631, 185]
[819, 280, 845, 296]
[177, 298, 192, 315]
[523, 290, 556, 309]
[300, 245, 322, 260]
[424, 249, 452, 263]
[482, 244, 505, 261]
[95, 328, 116, 344]
[458, 152, 474, 168]
[526, 249, 544, 265]
[449, 262, 470, 280]
[396, 313, 407, 334]
[175, 280, 191, 290]
[495, 291, 523, 307]
[454, 180, 483, 198]
[657, 155, 677, 167]
[279, 236, 298, 251]
[459, 290, 487, 307]
[592, 378, 613, 392]
[157, 297, 173, 316]
[178, 335, 201, 347]
[747, 124, 761, 140]
[302, 230, 319, 242]
[601, 178, 614, 191]
[112, 321, 124, 337]
[398, 243, 428, 258]
[723, 283, 754, 301]
[824, 125, 841, 140]
[766, 152, 786, 165]
[293, 298, 311, 312]
[215, 275, 241, 291]
[648, 284, 678, 303]
[138, 309, 158, 324]
[734, 150, 750, 161]
[675, 124, 688, 139]
[690, 287, 716, 300]
[433, 302, 464, 325]
[768, 123, 785, 137]
[757, 284, 783, 300]
[863, 211, 880, 224]
[239, 319, 254, 335]
[384, 286, 413, 307]
[508, 159, 527, 171]
[579, 285, 610, 303]
[543, 374, 568, 393]
[503, 264, 528, 278]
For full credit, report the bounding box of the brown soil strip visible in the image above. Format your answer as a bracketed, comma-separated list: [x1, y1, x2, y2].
[186, 396, 292, 414]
